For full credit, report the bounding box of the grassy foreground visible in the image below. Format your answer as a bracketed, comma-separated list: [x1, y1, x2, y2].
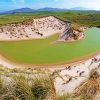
[0, 66, 56, 100]
[0, 66, 100, 100]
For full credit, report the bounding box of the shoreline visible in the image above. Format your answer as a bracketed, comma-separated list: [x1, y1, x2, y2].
[0, 51, 100, 69]
[0, 29, 86, 69]
[1, 50, 100, 95]
[0, 27, 95, 69]
[0, 30, 84, 42]
[0, 32, 60, 42]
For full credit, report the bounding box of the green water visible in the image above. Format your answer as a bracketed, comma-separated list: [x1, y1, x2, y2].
[0, 27, 100, 64]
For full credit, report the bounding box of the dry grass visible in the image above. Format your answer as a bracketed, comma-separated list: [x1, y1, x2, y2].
[12, 75, 34, 100]
[71, 23, 83, 32]
[0, 67, 56, 100]
[31, 74, 56, 100]
[74, 69, 100, 100]
[57, 93, 73, 100]
[1, 66, 100, 100]
[0, 76, 3, 90]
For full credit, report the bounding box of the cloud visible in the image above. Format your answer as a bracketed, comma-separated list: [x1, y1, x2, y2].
[20, 0, 25, 3]
[12, 0, 17, 4]
[12, 0, 25, 4]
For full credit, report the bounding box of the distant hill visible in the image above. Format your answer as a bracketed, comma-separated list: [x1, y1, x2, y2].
[1, 8, 35, 14]
[0, 7, 66, 14]
[37, 7, 66, 11]
[70, 7, 92, 10]
[0, 7, 94, 14]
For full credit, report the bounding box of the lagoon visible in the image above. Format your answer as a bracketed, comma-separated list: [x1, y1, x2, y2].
[0, 27, 100, 64]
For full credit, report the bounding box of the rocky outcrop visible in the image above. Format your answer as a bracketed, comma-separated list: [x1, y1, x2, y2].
[0, 16, 84, 41]
[59, 22, 85, 42]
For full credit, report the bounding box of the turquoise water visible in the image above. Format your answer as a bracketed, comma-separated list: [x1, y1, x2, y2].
[0, 27, 100, 64]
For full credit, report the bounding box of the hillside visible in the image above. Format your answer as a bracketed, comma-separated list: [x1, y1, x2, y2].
[0, 16, 84, 41]
[3, 8, 35, 14]
[0, 11, 100, 27]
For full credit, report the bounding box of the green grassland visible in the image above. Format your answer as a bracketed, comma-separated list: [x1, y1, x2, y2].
[0, 11, 100, 65]
[0, 10, 100, 27]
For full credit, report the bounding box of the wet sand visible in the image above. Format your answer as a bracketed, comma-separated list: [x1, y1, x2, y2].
[0, 51, 100, 69]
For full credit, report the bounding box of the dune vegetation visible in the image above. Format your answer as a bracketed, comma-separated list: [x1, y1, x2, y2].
[0, 66, 56, 100]
[73, 68, 100, 100]
[0, 65, 100, 100]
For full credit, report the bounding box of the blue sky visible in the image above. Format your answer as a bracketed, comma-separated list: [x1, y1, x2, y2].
[0, 0, 100, 12]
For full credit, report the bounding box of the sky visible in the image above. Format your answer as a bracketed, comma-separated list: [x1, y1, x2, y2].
[0, 0, 100, 12]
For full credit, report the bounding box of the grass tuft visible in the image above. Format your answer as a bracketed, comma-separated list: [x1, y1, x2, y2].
[74, 69, 100, 100]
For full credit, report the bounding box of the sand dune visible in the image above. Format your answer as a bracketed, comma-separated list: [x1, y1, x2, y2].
[0, 53, 100, 94]
[0, 16, 84, 41]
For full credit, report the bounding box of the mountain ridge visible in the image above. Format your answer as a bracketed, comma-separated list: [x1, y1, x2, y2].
[0, 7, 95, 14]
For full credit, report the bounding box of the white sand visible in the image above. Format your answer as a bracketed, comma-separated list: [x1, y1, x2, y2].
[53, 55, 100, 94]
[0, 16, 66, 41]
[0, 54, 100, 94]
[0, 16, 84, 41]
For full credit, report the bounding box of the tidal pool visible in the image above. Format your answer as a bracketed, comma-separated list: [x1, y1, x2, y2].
[0, 27, 100, 64]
